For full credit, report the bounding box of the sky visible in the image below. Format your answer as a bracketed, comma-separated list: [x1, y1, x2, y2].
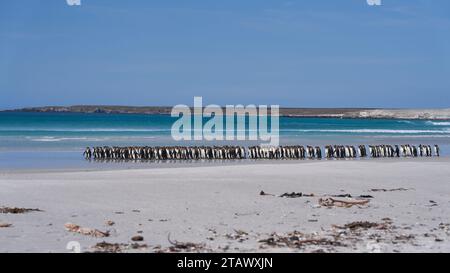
[0, 0, 449, 109]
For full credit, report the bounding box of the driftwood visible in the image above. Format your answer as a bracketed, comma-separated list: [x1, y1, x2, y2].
[64, 223, 110, 237]
[319, 197, 370, 208]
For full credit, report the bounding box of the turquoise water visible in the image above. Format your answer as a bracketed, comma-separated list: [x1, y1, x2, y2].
[0, 112, 449, 169]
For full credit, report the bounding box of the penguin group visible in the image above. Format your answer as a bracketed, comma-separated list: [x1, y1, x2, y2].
[368, 144, 438, 158]
[247, 145, 322, 159]
[324, 145, 359, 159]
[84, 146, 246, 160]
[369, 145, 398, 158]
[84, 144, 440, 161]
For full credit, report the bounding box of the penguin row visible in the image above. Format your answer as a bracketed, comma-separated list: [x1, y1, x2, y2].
[324, 145, 362, 158]
[84, 144, 440, 160]
[84, 146, 246, 160]
[248, 145, 322, 159]
[368, 144, 438, 158]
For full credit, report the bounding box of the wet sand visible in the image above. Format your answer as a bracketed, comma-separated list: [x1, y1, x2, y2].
[1, 158, 450, 253]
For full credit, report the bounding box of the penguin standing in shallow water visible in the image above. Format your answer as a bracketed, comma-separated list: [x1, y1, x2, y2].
[83, 147, 92, 159]
[434, 145, 440, 157]
[315, 146, 322, 159]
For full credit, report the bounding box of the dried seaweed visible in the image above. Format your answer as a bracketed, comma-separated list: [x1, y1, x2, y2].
[280, 192, 314, 198]
[157, 233, 209, 253]
[131, 235, 144, 242]
[333, 221, 385, 230]
[259, 231, 344, 249]
[369, 188, 409, 192]
[0, 206, 43, 214]
[64, 223, 110, 237]
[90, 241, 147, 253]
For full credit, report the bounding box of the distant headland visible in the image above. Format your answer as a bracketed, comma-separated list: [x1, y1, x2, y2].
[2, 105, 450, 120]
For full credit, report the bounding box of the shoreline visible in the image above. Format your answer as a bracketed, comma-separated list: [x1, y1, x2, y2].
[1, 155, 449, 173]
[3, 107, 450, 120]
[1, 159, 450, 252]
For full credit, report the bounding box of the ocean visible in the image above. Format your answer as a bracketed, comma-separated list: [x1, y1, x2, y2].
[0, 112, 449, 170]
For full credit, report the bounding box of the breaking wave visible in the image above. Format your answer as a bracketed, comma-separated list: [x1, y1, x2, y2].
[281, 129, 450, 134]
[0, 128, 171, 132]
[27, 136, 158, 142]
[426, 121, 450, 126]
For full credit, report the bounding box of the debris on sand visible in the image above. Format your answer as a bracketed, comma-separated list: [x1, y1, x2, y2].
[280, 192, 314, 198]
[330, 194, 374, 199]
[234, 211, 260, 217]
[90, 241, 148, 253]
[130, 243, 148, 250]
[0, 206, 43, 214]
[318, 197, 370, 208]
[258, 231, 344, 249]
[394, 234, 415, 242]
[158, 233, 209, 253]
[438, 223, 450, 233]
[369, 188, 409, 192]
[331, 194, 352, 198]
[0, 223, 12, 228]
[225, 229, 249, 242]
[280, 192, 302, 198]
[256, 219, 424, 252]
[64, 223, 110, 238]
[333, 221, 388, 231]
[105, 220, 115, 226]
[131, 235, 144, 242]
[359, 195, 374, 199]
[343, 221, 380, 230]
[259, 191, 274, 196]
[91, 242, 123, 253]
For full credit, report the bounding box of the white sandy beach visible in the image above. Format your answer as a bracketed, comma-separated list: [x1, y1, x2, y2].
[1, 158, 450, 253]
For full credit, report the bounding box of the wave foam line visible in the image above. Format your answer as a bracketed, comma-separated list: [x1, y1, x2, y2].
[281, 129, 450, 134]
[426, 121, 450, 126]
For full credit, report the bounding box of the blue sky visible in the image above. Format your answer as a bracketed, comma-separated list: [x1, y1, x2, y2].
[0, 0, 449, 109]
